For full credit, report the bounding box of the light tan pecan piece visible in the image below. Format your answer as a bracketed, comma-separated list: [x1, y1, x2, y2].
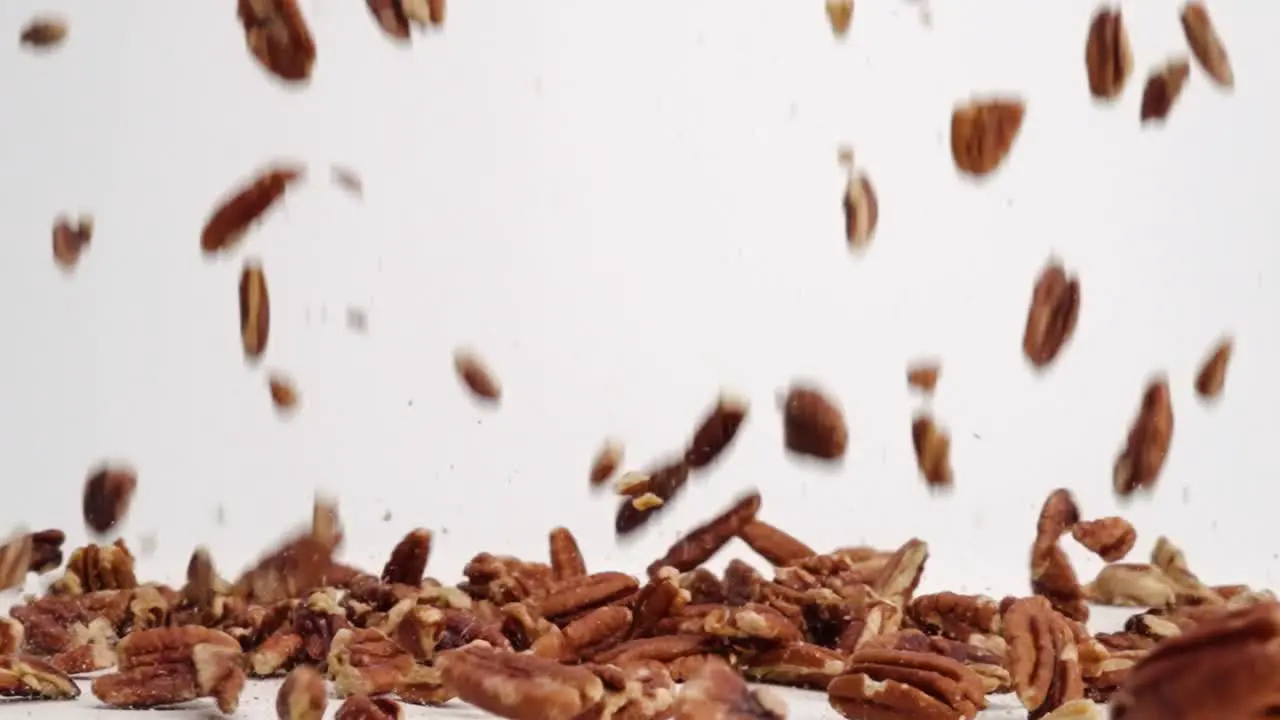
[202, 165, 303, 253]
[0, 655, 80, 699]
[907, 592, 1001, 641]
[252, 631, 305, 676]
[0, 531, 33, 591]
[685, 392, 750, 469]
[1031, 489, 1088, 622]
[549, 527, 588, 581]
[327, 628, 414, 697]
[829, 648, 985, 720]
[1181, 3, 1233, 88]
[1112, 603, 1280, 719]
[381, 528, 431, 586]
[701, 603, 803, 644]
[536, 605, 632, 661]
[741, 642, 846, 690]
[398, 664, 454, 706]
[647, 492, 762, 577]
[581, 661, 677, 720]
[1072, 517, 1136, 562]
[437, 642, 605, 720]
[381, 600, 445, 660]
[1083, 564, 1178, 608]
[674, 655, 787, 720]
[842, 165, 879, 251]
[336, 694, 402, 720]
[1003, 596, 1084, 718]
[1150, 536, 1219, 605]
[238, 0, 316, 82]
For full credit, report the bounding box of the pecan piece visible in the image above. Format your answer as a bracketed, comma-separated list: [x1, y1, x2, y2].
[20, 16, 67, 49]
[549, 527, 587, 581]
[1151, 536, 1219, 606]
[701, 603, 803, 644]
[1140, 60, 1191, 124]
[54, 540, 137, 595]
[950, 98, 1025, 177]
[1181, 3, 1233, 88]
[336, 694, 401, 720]
[1113, 377, 1174, 497]
[269, 374, 300, 411]
[1083, 564, 1178, 608]
[1085, 8, 1132, 100]
[438, 642, 605, 720]
[590, 439, 625, 487]
[781, 384, 847, 461]
[1071, 517, 1136, 562]
[83, 464, 137, 535]
[907, 592, 1001, 641]
[911, 414, 953, 488]
[533, 572, 638, 621]
[0, 617, 23, 655]
[615, 459, 691, 535]
[0, 656, 80, 699]
[843, 168, 878, 250]
[327, 628, 414, 697]
[381, 528, 431, 585]
[238, 0, 316, 82]
[675, 655, 787, 720]
[742, 642, 846, 690]
[1003, 597, 1084, 718]
[454, 348, 501, 402]
[202, 165, 302, 253]
[240, 261, 271, 361]
[1031, 489, 1087, 622]
[1194, 337, 1231, 399]
[829, 649, 986, 720]
[647, 492, 761, 577]
[29, 528, 66, 573]
[906, 360, 940, 394]
[685, 392, 750, 469]
[52, 214, 92, 270]
[826, 0, 853, 38]
[1023, 261, 1081, 368]
[1112, 603, 1280, 719]
[0, 531, 33, 591]
[738, 520, 814, 566]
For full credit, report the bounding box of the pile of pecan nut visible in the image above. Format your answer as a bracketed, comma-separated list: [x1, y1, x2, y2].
[0, 482, 1276, 720]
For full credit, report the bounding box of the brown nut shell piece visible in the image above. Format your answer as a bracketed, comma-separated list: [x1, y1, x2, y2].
[238, 0, 316, 82]
[782, 384, 848, 461]
[1113, 378, 1174, 497]
[843, 172, 879, 250]
[685, 393, 749, 469]
[911, 414, 953, 488]
[202, 166, 302, 254]
[1071, 517, 1136, 562]
[454, 349, 501, 403]
[950, 98, 1025, 177]
[83, 465, 138, 535]
[20, 17, 67, 48]
[240, 262, 271, 361]
[1140, 60, 1191, 124]
[1023, 262, 1081, 368]
[1181, 3, 1233, 88]
[1085, 8, 1133, 100]
[1194, 338, 1231, 399]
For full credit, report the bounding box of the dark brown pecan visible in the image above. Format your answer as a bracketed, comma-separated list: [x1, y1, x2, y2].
[0, 532, 33, 591]
[721, 559, 764, 606]
[589, 439, 624, 487]
[438, 642, 605, 720]
[1140, 60, 1191, 124]
[52, 215, 92, 270]
[911, 414, 953, 488]
[240, 261, 271, 361]
[950, 98, 1025, 177]
[1112, 603, 1280, 719]
[1194, 337, 1232, 399]
[366, 0, 443, 40]
[1031, 490, 1088, 622]
[1085, 8, 1132, 100]
[1113, 377, 1174, 497]
[202, 165, 301, 253]
[453, 348, 501, 402]
[83, 464, 137, 535]
[117, 626, 239, 669]
[534, 605, 632, 661]
[0, 655, 80, 699]
[532, 572, 638, 621]
[843, 170, 879, 250]
[1071, 517, 1136, 562]
[781, 384, 847, 461]
[829, 648, 986, 720]
[685, 393, 750, 469]
[627, 572, 688, 639]
[336, 694, 401, 720]
[29, 528, 65, 573]
[647, 492, 761, 577]
[675, 655, 787, 720]
[615, 459, 691, 535]
[906, 361, 940, 394]
[1003, 597, 1084, 719]
[549, 527, 587, 581]
[738, 520, 814, 566]
[1023, 261, 1081, 368]
[907, 592, 1001, 641]
[381, 529, 431, 585]
[238, 0, 315, 82]
[1181, 3, 1233, 88]
[20, 16, 67, 48]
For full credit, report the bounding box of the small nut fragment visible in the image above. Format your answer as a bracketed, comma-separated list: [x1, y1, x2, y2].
[685, 392, 750, 469]
[1071, 517, 1136, 562]
[826, 0, 853, 38]
[781, 384, 848, 461]
[1181, 3, 1233, 88]
[906, 361, 940, 393]
[843, 171, 878, 250]
[332, 166, 363, 197]
[951, 98, 1025, 177]
[1194, 337, 1231, 399]
[238, 0, 316, 82]
[1113, 377, 1174, 497]
[20, 17, 67, 48]
[240, 261, 271, 361]
[1084, 8, 1132, 100]
[911, 414, 953, 488]
[83, 465, 138, 535]
[615, 459, 690, 535]
[454, 349, 501, 403]
[589, 439, 625, 487]
[277, 666, 327, 720]
[269, 374, 300, 411]
[738, 520, 815, 566]
[632, 493, 664, 511]
[1140, 59, 1191, 124]
[1083, 564, 1178, 607]
[202, 166, 302, 254]
[1043, 699, 1103, 719]
[1023, 261, 1081, 368]
[52, 215, 93, 270]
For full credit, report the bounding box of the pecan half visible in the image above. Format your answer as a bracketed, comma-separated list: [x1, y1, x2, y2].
[532, 572, 638, 621]
[647, 492, 762, 577]
[843, 171, 878, 250]
[83, 464, 137, 535]
[1083, 564, 1178, 608]
[29, 528, 66, 574]
[327, 628, 414, 697]
[590, 439, 625, 487]
[0, 532, 34, 591]
[54, 540, 137, 595]
[382, 528, 431, 586]
[1140, 60, 1191, 124]
[675, 655, 787, 720]
[907, 592, 1001, 641]
[1031, 490, 1088, 622]
[1113, 377, 1174, 497]
[742, 642, 846, 690]
[829, 649, 985, 720]
[1071, 517, 1136, 562]
[52, 215, 92, 270]
[202, 165, 302, 253]
[238, 0, 316, 82]
[826, 0, 853, 38]
[1003, 597, 1084, 718]
[685, 393, 750, 469]
[549, 527, 587, 581]
[1023, 261, 1081, 368]
[911, 414, 953, 488]
[1194, 337, 1231, 399]
[240, 261, 271, 361]
[738, 520, 814, 566]
[950, 98, 1025, 177]
[906, 361, 940, 394]
[20, 16, 67, 48]
[454, 348, 501, 402]
[0, 656, 79, 699]
[1150, 536, 1219, 606]
[781, 384, 847, 461]
[438, 642, 605, 720]
[1181, 3, 1233, 88]
[1085, 8, 1132, 100]
[615, 459, 691, 535]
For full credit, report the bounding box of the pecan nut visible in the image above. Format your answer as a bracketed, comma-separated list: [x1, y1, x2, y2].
[950, 98, 1025, 177]
[647, 492, 761, 577]
[240, 261, 271, 361]
[675, 655, 787, 720]
[83, 464, 137, 535]
[336, 694, 402, 720]
[202, 165, 302, 254]
[1194, 337, 1231, 399]
[1140, 60, 1191, 124]
[1071, 517, 1136, 562]
[549, 527, 587, 581]
[0, 655, 80, 699]
[843, 170, 879, 250]
[911, 414, 953, 488]
[1084, 8, 1132, 100]
[1023, 261, 1081, 368]
[52, 215, 92, 270]
[615, 459, 691, 535]
[589, 439, 625, 487]
[737, 520, 814, 567]
[741, 642, 846, 690]
[685, 393, 750, 470]
[1113, 377, 1174, 497]
[20, 17, 68, 49]
[829, 648, 986, 720]
[907, 592, 1001, 641]
[438, 642, 605, 720]
[327, 628, 414, 697]
[0, 532, 34, 591]
[381, 528, 432, 586]
[454, 348, 501, 402]
[238, 0, 316, 82]
[781, 384, 848, 461]
[1003, 597, 1084, 718]
[1181, 3, 1233, 88]
[1083, 564, 1178, 608]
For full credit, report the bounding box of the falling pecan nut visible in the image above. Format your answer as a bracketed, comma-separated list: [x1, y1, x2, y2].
[238, 0, 316, 82]
[843, 171, 878, 250]
[826, 0, 854, 38]
[382, 528, 431, 586]
[1113, 377, 1174, 497]
[829, 649, 986, 720]
[1140, 59, 1191, 124]
[1071, 517, 1136, 562]
[1194, 337, 1231, 399]
[906, 361, 940, 393]
[20, 17, 67, 49]
[1031, 489, 1088, 622]
[1181, 3, 1233, 89]
[269, 374, 300, 411]
[336, 694, 401, 720]
[1003, 596, 1084, 718]
[738, 520, 815, 566]
[589, 439, 624, 487]
[83, 464, 138, 535]
[685, 392, 749, 469]
[202, 166, 302, 254]
[646, 491, 762, 577]
[454, 349, 501, 403]
[1023, 261, 1080, 368]
[549, 527, 587, 581]
[782, 384, 848, 460]
[951, 98, 1025, 177]
[437, 643, 606, 720]
[615, 459, 690, 535]
[239, 261, 271, 361]
[52, 215, 93, 270]
[1084, 8, 1132, 100]
[911, 414, 953, 488]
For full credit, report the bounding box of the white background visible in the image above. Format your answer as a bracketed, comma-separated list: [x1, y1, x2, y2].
[0, 1, 1275, 716]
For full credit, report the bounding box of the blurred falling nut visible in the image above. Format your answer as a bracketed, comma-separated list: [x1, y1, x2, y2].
[239, 262, 270, 361]
[277, 666, 327, 720]
[843, 172, 878, 250]
[20, 17, 67, 48]
[1084, 8, 1132, 100]
[1194, 338, 1232, 399]
[238, 0, 315, 82]
[331, 166, 363, 197]
[0, 533, 33, 591]
[1071, 517, 1136, 562]
[83, 465, 138, 535]
[685, 393, 749, 469]
[202, 166, 303, 254]
[1181, 3, 1233, 88]
[826, 0, 853, 37]
[590, 440, 625, 487]
[950, 98, 1025, 176]
[269, 374, 299, 411]
[906, 361, 940, 393]
[1113, 377, 1174, 497]
[781, 385, 848, 461]
[911, 415, 953, 488]
[52, 216, 93, 271]
[1140, 59, 1191, 124]
[1023, 261, 1080, 368]
[453, 350, 501, 403]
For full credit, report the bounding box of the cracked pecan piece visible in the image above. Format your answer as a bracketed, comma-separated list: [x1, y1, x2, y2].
[867, 629, 1011, 695]
[0, 531, 34, 591]
[583, 661, 676, 720]
[1113, 377, 1174, 497]
[202, 165, 302, 254]
[1003, 597, 1084, 719]
[907, 592, 1001, 641]
[911, 415, 953, 488]
[685, 393, 750, 469]
[94, 626, 245, 712]
[616, 459, 691, 535]
[647, 492, 762, 577]
[0, 655, 80, 700]
[381, 528, 431, 586]
[830, 648, 986, 720]
[438, 642, 606, 720]
[1140, 60, 1191, 124]
[52, 215, 92, 270]
[675, 655, 787, 720]
[276, 656, 328, 718]
[1084, 7, 1132, 100]
[549, 527, 587, 581]
[1023, 260, 1081, 368]
[1031, 489, 1088, 622]
[1194, 337, 1232, 399]
[83, 464, 137, 535]
[327, 628, 414, 697]
[781, 384, 848, 461]
[906, 361, 940, 394]
[53, 540, 137, 595]
[1083, 564, 1178, 608]
[1071, 517, 1136, 562]
[590, 439, 625, 487]
[238, 0, 315, 82]
[741, 642, 846, 690]
[950, 98, 1025, 177]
